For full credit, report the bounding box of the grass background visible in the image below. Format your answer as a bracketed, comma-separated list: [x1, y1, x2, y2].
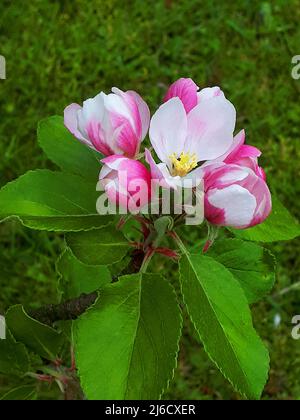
[0, 0, 300, 399]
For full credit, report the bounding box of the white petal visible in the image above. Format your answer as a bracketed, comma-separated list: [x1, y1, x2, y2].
[101, 156, 127, 171]
[81, 93, 105, 123]
[197, 86, 225, 101]
[208, 184, 256, 228]
[218, 168, 249, 184]
[185, 96, 236, 161]
[149, 97, 187, 164]
[99, 164, 113, 180]
[64, 104, 85, 141]
[211, 129, 246, 164]
[104, 89, 134, 127]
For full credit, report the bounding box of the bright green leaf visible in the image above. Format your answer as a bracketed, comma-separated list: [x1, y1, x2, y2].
[1, 385, 37, 400]
[231, 196, 300, 242]
[0, 329, 30, 376]
[57, 248, 111, 300]
[66, 225, 130, 266]
[207, 239, 276, 304]
[0, 170, 112, 231]
[179, 253, 269, 400]
[74, 273, 182, 400]
[38, 116, 101, 181]
[6, 305, 64, 360]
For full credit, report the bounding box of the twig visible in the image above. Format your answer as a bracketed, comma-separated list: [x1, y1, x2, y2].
[29, 248, 146, 326]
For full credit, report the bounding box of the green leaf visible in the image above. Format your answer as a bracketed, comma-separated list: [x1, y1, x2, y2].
[57, 248, 111, 300]
[74, 273, 182, 400]
[6, 305, 64, 360]
[0, 170, 113, 231]
[1, 385, 37, 400]
[38, 116, 101, 181]
[231, 196, 300, 242]
[207, 239, 276, 304]
[179, 253, 269, 400]
[66, 225, 130, 266]
[0, 329, 30, 376]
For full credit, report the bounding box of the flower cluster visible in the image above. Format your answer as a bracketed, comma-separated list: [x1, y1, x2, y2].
[64, 78, 271, 229]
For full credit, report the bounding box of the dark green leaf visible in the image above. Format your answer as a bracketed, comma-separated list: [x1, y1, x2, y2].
[66, 225, 130, 266]
[0, 329, 30, 376]
[57, 248, 111, 300]
[231, 196, 300, 242]
[6, 305, 64, 360]
[0, 170, 112, 231]
[179, 253, 269, 400]
[207, 239, 276, 304]
[0, 385, 37, 400]
[74, 273, 182, 399]
[38, 116, 101, 181]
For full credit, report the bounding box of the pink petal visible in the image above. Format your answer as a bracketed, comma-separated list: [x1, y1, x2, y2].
[225, 144, 261, 164]
[100, 156, 152, 211]
[164, 78, 198, 113]
[127, 90, 150, 140]
[112, 87, 142, 139]
[110, 114, 139, 158]
[86, 120, 115, 156]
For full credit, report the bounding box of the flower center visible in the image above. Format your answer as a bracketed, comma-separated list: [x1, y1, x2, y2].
[169, 152, 198, 177]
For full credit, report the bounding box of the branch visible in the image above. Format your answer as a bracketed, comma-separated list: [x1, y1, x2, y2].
[29, 292, 98, 326]
[29, 249, 145, 326]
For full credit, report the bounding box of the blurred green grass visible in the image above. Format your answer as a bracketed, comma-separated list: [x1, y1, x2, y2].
[0, 0, 299, 399]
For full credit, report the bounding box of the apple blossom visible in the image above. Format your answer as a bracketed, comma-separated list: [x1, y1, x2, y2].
[146, 78, 236, 189]
[64, 87, 150, 158]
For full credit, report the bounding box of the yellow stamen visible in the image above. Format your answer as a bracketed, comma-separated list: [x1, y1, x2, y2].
[169, 152, 198, 177]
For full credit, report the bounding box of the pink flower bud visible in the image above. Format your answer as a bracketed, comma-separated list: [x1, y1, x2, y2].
[99, 155, 152, 212]
[64, 88, 150, 158]
[204, 164, 272, 229]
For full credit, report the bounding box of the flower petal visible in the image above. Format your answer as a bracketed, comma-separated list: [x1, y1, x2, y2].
[206, 184, 257, 228]
[185, 95, 236, 161]
[164, 78, 198, 113]
[197, 86, 225, 102]
[212, 129, 245, 163]
[127, 90, 150, 140]
[149, 97, 187, 164]
[64, 103, 90, 144]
